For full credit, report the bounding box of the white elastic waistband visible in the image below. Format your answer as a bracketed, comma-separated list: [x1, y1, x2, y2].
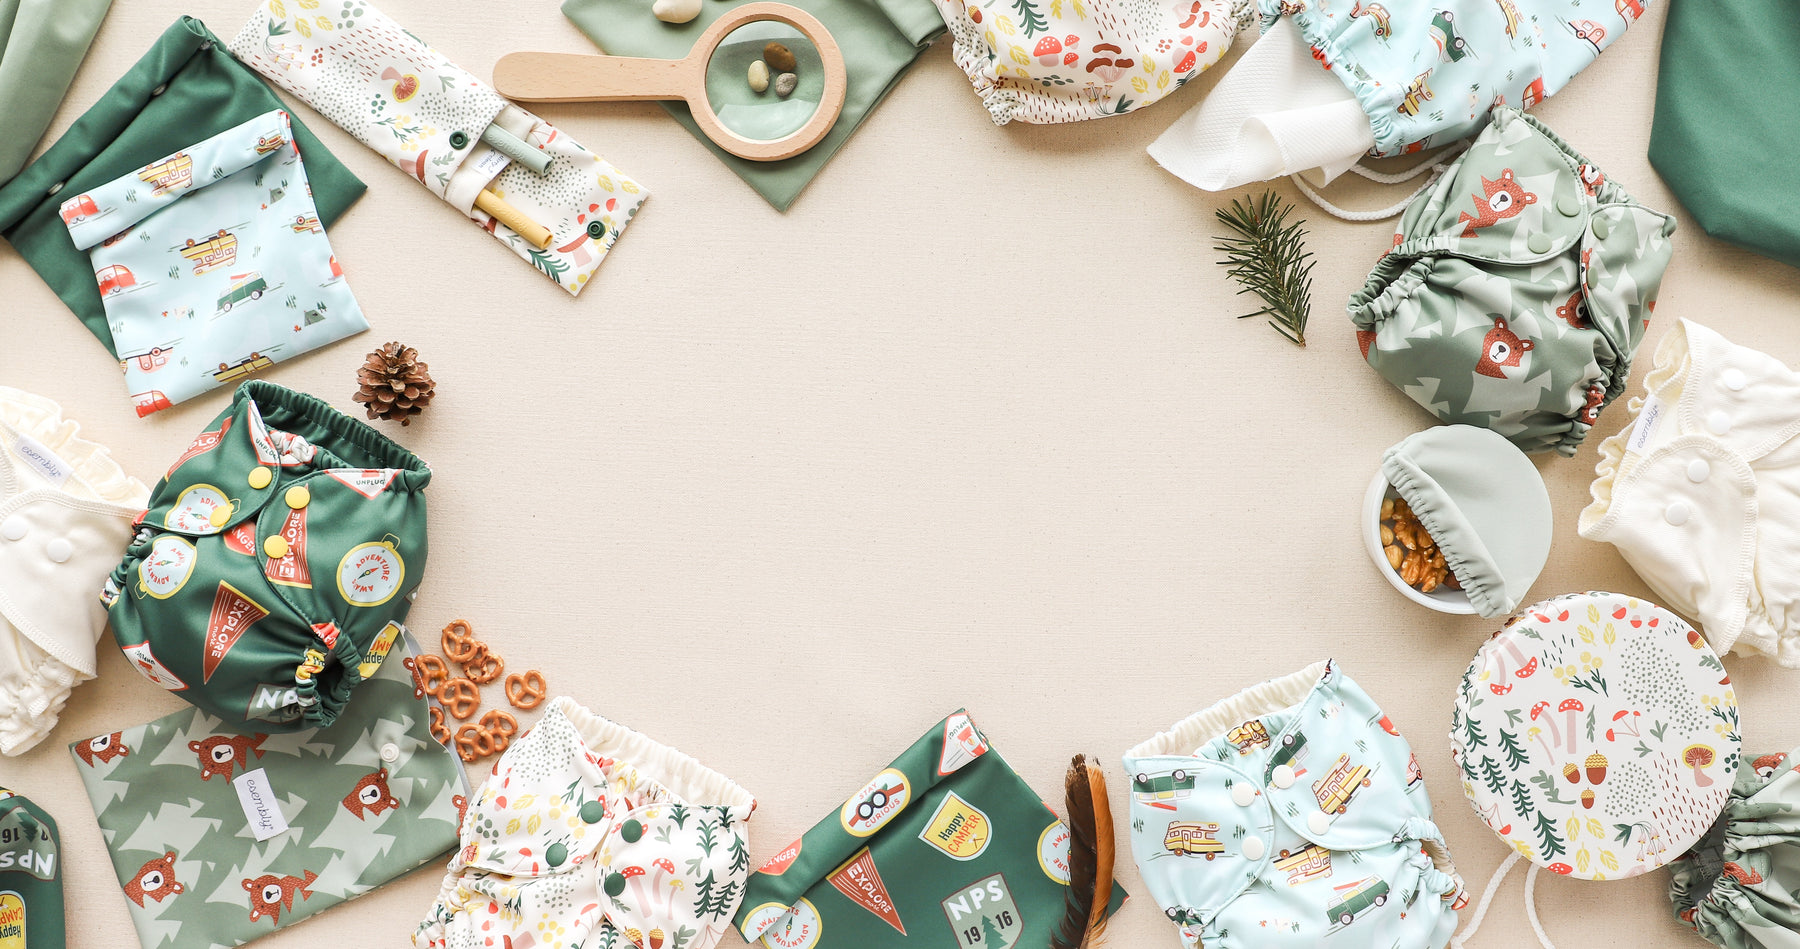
[554, 696, 756, 811]
[1126, 660, 1330, 759]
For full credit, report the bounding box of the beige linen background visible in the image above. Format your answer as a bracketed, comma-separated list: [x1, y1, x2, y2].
[2, 2, 1796, 946]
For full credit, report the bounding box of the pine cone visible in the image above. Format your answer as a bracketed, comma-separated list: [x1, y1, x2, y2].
[353, 341, 434, 425]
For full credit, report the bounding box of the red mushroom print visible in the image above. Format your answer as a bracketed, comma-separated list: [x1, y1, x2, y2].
[1515, 657, 1538, 678]
[1527, 726, 1559, 774]
[1558, 699, 1584, 754]
[1530, 701, 1562, 751]
[1607, 710, 1642, 742]
[1034, 36, 1064, 66]
[621, 865, 652, 913]
[1684, 745, 1717, 787]
[1546, 863, 1574, 875]
[1173, 47, 1198, 73]
[650, 857, 679, 915]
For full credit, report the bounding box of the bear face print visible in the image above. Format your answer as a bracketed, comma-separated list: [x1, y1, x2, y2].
[76, 732, 131, 766]
[1475, 317, 1534, 379]
[243, 869, 316, 925]
[124, 851, 184, 907]
[341, 769, 400, 819]
[1458, 169, 1537, 238]
[190, 733, 268, 781]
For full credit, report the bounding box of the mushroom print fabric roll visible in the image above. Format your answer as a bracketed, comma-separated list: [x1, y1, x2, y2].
[1451, 592, 1738, 880]
[413, 697, 757, 949]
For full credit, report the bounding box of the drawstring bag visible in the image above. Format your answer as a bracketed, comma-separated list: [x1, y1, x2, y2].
[1152, 0, 1655, 219]
[1650, 0, 1800, 269]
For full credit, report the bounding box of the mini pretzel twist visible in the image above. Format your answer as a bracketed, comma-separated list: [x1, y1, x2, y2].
[453, 725, 497, 763]
[479, 709, 518, 741]
[504, 671, 547, 710]
[439, 678, 481, 719]
[403, 657, 426, 699]
[441, 620, 484, 665]
[414, 654, 450, 698]
[429, 706, 451, 744]
[464, 650, 504, 685]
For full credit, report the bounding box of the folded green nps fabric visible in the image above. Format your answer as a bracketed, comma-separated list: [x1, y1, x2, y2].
[0, 16, 364, 359]
[562, 0, 942, 212]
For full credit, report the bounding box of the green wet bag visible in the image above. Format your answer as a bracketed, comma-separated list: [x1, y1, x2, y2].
[0, 790, 63, 949]
[1650, 0, 1800, 268]
[0, 16, 364, 359]
[734, 710, 1126, 949]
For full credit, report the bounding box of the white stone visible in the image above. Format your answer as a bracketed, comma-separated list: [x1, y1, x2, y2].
[653, 0, 701, 24]
[748, 60, 770, 93]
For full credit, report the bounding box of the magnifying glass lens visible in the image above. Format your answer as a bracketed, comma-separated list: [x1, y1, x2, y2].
[704, 21, 822, 142]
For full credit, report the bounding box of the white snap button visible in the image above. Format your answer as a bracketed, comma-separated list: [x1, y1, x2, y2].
[1241, 836, 1266, 860]
[1271, 765, 1295, 789]
[1722, 368, 1747, 392]
[1308, 811, 1331, 835]
[0, 517, 25, 542]
[1665, 501, 1692, 526]
[1231, 783, 1256, 807]
[1708, 410, 1733, 435]
[380, 743, 399, 763]
[45, 538, 73, 563]
[1687, 459, 1711, 483]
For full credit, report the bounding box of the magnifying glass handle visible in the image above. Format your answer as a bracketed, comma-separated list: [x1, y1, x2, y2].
[495, 52, 690, 103]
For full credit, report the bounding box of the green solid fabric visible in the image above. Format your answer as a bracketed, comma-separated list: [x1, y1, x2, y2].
[0, 790, 63, 949]
[733, 710, 1126, 949]
[562, 0, 943, 212]
[0, 16, 365, 359]
[1650, 0, 1800, 270]
[1381, 424, 1552, 618]
[0, 0, 114, 184]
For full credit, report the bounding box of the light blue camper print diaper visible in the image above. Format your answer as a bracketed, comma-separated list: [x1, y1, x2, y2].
[60, 109, 367, 417]
[1123, 660, 1465, 948]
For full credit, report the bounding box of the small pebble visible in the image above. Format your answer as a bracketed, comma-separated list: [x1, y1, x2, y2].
[764, 42, 797, 72]
[774, 72, 797, 97]
[652, 0, 701, 23]
[748, 59, 770, 93]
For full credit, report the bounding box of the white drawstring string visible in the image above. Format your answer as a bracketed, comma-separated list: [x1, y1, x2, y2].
[1448, 850, 1558, 949]
[1289, 142, 1470, 222]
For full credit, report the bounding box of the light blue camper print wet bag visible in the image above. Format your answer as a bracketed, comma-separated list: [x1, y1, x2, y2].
[60, 109, 367, 417]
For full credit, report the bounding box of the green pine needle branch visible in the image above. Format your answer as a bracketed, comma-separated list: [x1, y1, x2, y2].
[1212, 191, 1317, 347]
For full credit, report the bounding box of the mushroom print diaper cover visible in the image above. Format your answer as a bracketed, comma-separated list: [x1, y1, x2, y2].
[60, 109, 367, 417]
[1123, 660, 1465, 949]
[1348, 107, 1675, 456]
[414, 697, 757, 949]
[1451, 592, 1738, 880]
[104, 381, 429, 732]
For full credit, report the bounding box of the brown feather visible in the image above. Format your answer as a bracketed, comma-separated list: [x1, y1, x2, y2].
[1051, 754, 1116, 949]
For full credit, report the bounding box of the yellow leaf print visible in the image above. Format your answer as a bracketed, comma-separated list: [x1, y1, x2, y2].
[527, 814, 542, 835]
[998, 15, 1016, 34]
[1578, 624, 1595, 644]
[622, 180, 641, 194]
[598, 175, 615, 192]
[295, 18, 312, 37]
[1565, 816, 1580, 840]
[1575, 848, 1590, 872]
[315, 15, 334, 30]
[505, 817, 520, 836]
[1142, 57, 1155, 74]
[984, 29, 997, 49]
[1130, 76, 1148, 93]
[1009, 45, 1031, 66]
[299, 0, 318, 7]
[1156, 70, 1171, 90]
[1049, 0, 1062, 16]
[1072, 0, 1086, 18]
[1588, 603, 1601, 623]
[1600, 851, 1620, 871]
[1511, 839, 1534, 860]
[270, 0, 286, 16]
[513, 794, 536, 811]
[1604, 623, 1616, 646]
[1587, 818, 1604, 838]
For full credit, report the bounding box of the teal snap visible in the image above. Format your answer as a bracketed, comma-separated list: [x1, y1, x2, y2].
[1591, 218, 1611, 241]
[1527, 233, 1552, 254]
[449, 131, 469, 149]
[586, 221, 606, 239]
[1556, 194, 1580, 217]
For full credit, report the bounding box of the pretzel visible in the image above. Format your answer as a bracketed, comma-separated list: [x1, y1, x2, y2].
[479, 709, 518, 742]
[414, 654, 450, 697]
[464, 650, 504, 685]
[403, 657, 427, 699]
[504, 671, 547, 710]
[429, 706, 451, 744]
[441, 620, 485, 665]
[439, 677, 481, 719]
[453, 724, 497, 763]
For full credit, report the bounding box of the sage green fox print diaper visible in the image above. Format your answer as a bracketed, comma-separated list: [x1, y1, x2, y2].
[1348, 106, 1675, 456]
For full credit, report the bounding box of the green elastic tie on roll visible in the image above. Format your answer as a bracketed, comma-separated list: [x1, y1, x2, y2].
[480, 124, 552, 174]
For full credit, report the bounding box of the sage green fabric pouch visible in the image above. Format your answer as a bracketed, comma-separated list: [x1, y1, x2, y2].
[0, 0, 114, 184]
[0, 16, 364, 359]
[1381, 424, 1551, 618]
[562, 0, 943, 211]
[1650, 0, 1800, 269]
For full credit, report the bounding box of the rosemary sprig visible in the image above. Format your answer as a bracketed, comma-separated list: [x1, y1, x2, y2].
[1212, 191, 1317, 347]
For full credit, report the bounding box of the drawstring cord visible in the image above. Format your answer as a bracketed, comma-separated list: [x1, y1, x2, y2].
[1448, 850, 1557, 949]
[1290, 142, 1469, 222]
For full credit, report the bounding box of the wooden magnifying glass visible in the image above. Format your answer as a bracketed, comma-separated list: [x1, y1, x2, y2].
[494, 3, 847, 162]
